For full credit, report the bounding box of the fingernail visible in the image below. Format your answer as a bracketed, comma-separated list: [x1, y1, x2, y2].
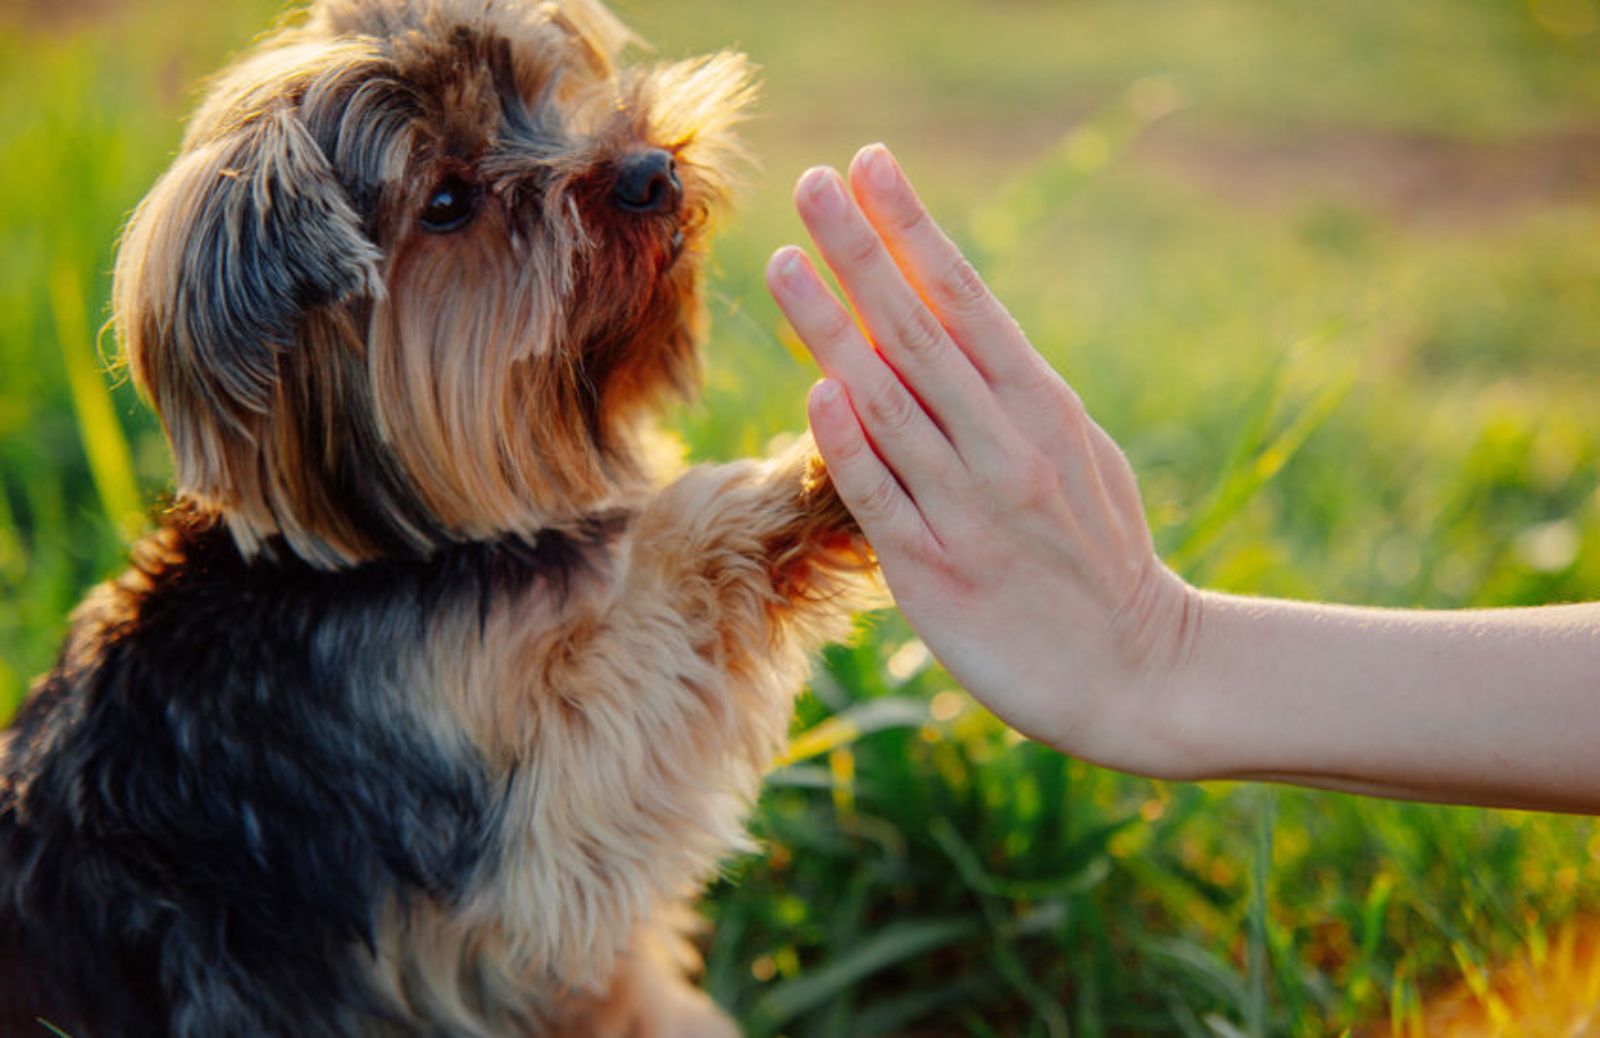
[862, 143, 898, 190]
[776, 249, 812, 296]
[807, 170, 846, 216]
[811, 379, 842, 407]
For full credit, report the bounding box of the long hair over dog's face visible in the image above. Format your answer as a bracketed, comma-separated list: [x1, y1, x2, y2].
[113, 0, 753, 568]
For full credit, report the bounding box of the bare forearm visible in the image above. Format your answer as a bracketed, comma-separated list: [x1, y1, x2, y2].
[1168, 593, 1600, 812]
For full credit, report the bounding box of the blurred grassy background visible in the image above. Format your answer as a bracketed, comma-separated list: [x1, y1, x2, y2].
[5, 0, 1600, 1034]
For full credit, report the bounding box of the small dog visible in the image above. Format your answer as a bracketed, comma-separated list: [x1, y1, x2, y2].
[0, 1, 874, 1034]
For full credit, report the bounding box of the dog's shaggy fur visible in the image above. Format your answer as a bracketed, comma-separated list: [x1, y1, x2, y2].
[0, 2, 874, 1034]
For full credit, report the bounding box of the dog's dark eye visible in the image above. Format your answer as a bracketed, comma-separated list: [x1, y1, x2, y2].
[420, 176, 479, 233]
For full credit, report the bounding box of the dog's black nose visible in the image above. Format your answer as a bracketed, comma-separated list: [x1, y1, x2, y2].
[613, 149, 682, 215]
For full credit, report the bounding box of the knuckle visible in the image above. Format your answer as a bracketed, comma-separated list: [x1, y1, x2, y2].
[839, 227, 883, 270]
[900, 532, 944, 574]
[825, 415, 876, 463]
[997, 447, 1060, 510]
[934, 253, 990, 315]
[825, 421, 868, 465]
[888, 301, 946, 359]
[903, 531, 977, 596]
[856, 473, 901, 520]
[1059, 386, 1089, 431]
[933, 557, 981, 599]
[889, 198, 930, 236]
[1036, 371, 1086, 428]
[863, 377, 918, 433]
[1017, 448, 1060, 494]
[813, 305, 857, 349]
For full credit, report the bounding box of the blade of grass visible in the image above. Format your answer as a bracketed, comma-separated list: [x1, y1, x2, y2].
[0, 469, 23, 584]
[1245, 790, 1275, 1037]
[777, 696, 929, 767]
[969, 77, 1187, 264]
[1136, 935, 1250, 1009]
[930, 818, 1071, 1037]
[850, 973, 999, 1036]
[802, 865, 876, 1038]
[49, 262, 139, 541]
[930, 814, 1117, 900]
[1204, 1015, 1251, 1038]
[751, 916, 983, 1027]
[1343, 871, 1395, 1019]
[0, 658, 19, 719]
[1167, 337, 1356, 576]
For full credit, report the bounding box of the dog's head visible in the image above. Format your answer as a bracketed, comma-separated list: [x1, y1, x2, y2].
[113, 0, 753, 567]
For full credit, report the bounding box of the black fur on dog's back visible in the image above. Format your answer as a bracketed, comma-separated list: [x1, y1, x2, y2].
[0, 506, 617, 1036]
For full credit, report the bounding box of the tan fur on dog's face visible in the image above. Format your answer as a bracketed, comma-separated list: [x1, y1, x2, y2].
[113, 0, 754, 568]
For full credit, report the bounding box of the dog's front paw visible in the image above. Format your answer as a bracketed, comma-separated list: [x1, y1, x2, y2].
[768, 445, 875, 603]
[797, 449, 861, 542]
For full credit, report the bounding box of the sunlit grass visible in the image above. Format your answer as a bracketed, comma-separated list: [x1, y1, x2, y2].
[3, 1, 1599, 1034]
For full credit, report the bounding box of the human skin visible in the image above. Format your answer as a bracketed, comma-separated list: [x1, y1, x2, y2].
[765, 143, 1600, 815]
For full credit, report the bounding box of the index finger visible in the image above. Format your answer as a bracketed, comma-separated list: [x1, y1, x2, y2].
[792, 167, 1008, 467]
[847, 144, 1052, 394]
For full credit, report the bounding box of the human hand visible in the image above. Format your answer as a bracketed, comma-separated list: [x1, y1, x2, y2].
[765, 144, 1204, 777]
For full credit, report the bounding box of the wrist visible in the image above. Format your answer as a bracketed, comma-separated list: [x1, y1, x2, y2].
[1130, 576, 1226, 781]
[1140, 584, 1235, 781]
[1070, 560, 1214, 780]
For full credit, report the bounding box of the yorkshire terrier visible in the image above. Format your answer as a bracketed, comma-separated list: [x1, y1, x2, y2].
[0, 1, 874, 1034]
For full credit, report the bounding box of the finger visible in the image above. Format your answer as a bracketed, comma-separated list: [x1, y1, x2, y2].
[1086, 418, 1154, 551]
[837, 147, 1150, 560]
[1061, 408, 1132, 560]
[807, 378, 937, 555]
[846, 144, 1055, 397]
[793, 166, 1004, 464]
[766, 246, 959, 511]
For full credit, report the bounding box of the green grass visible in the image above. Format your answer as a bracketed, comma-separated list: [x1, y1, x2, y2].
[5, 0, 1600, 1034]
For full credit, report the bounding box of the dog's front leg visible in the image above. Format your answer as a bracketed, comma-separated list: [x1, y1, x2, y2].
[517, 440, 875, 1036]
[605, 435, 879, 768]
[554, 926, 739, 1038]
[629, 436, 878, 650]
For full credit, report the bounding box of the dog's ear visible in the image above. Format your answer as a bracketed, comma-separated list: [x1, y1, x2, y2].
[114, 105, 382, 509]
